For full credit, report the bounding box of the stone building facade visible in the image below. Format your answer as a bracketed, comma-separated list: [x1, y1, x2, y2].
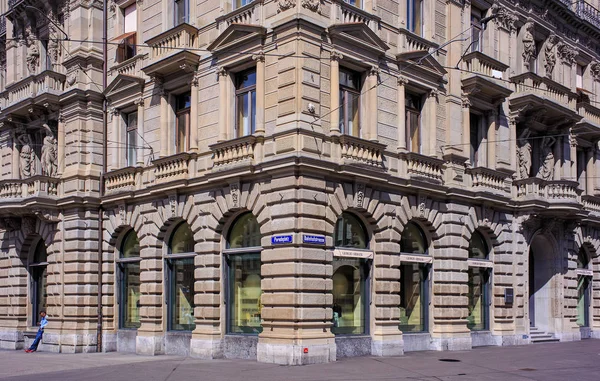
[1, 0, 600, 365]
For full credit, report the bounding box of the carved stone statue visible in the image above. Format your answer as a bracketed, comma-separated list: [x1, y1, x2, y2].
[41, 124, 58, 177]
[517, 128, 532, 179]
[537, 136, 556, 181]
[522, 22, 536, 70]
[277, 0, 295, 12]
[590, 62, 600, 81]
[16, 129, 35, 179]
[544, 35, 558, 78]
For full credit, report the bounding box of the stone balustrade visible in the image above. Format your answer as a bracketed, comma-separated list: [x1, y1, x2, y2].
[153, 153, 194, 184]
[104, 167, 139, 194]
[147, 23, 198, 61]
[339, 135, 385, 168]
[467, 167, 511, 193]
[109, 54, 146, 78]
[331, 0, 380, 31]
[514, 178, 581, 202]
[582, 195, 600, 215]
[6, 71, 66, 107]
[400, 152, 444, 183]
[511, 72, 576, 110]
[0, 176, 59, 199]
[462, 51, 509, 80]
[399, 29, 438, 54]
[577, 102, 600, 126]
[210, 135, 257, 170]
[576, 0, 600, 29]
[217, 0, 263, 33]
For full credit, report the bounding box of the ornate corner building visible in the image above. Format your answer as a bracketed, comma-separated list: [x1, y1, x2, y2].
[1, 0, 600, 364]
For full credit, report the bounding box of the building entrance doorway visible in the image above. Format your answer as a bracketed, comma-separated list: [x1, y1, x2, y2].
[528, 235, 558, 334]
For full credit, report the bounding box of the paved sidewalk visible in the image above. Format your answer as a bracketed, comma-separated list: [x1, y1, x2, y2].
[2, 340, 600, 381]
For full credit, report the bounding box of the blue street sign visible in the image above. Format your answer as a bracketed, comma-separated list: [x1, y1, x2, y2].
[271, 235, 293, 244]
[303, 235, 326, 245]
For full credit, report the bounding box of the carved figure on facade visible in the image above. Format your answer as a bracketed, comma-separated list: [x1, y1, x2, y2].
[491, 2, 518, 31]
[557, 43, 578, 66]
[47, 13, 61, 66]
[522, 22, 536, 70]
[517, 128, 532, 179]
[544, 35, 558, 78]
[16, 128, 35, 179]
[301, 0, 321, 13]
[277, 0, 296, 12]
[41, 124, 58, 177]
[25, 37, 39, 74]
[590, 62, 600, 81]
[537, 136, 555, 181]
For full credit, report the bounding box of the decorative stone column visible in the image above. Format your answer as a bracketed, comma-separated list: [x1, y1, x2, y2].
[462, 94, 471, 162]
[397, 77, 408, 151]
[508, 116, 517, 173]
[253, 52, 265, 135]
[427, 90, 438, 156]
[367, 66, 379, 141]
[570, 131, 577, 179]
[190, 73, 199, 152]
[110, 108, 120, 170]
[554, 136, 563, 181]
[57, 114, 65, 175]
[586, 148, 594, 195]
[156, 77, 169, 158]
[329, 50, 342, 135]
[135, 97, 145, 166]
[218, 67, 228, 142]
[486, 109, 497, 169]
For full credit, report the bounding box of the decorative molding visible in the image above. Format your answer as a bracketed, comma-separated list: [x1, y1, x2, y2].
[355, 182, 365, 209]
[169, 194, 178, 218]
[330, 50, 344, 62]
[277, 0, 296, 13]
[252, 51, 265, 63]
[397, 76, 409, 86]
[590, 62, 600, 81]
[491, 1, 518, 32]
[229, 181, 240, 209]
[544, 35, 559, 78]
[522, 21, 536, 69]
[557, 42, 578, 66]
[301, 0, 321, 13]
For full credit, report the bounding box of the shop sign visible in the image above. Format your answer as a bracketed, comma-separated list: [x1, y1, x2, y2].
[576, 269, 593, 276]
[467, 259, 494, 268]
[400, 254, 432, 264]
[333, 249, 373, 259]
[303, 234, 326, 245]
[271, 235, 293, 244]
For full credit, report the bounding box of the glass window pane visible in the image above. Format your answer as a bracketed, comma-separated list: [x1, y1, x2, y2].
[228, 213, 261, 249]
[468, 231, 488, 259]
[176, 93, 191, 111]
[350, 92, 360, 137]
[399, 263, 425, 332]
[121, 262, 141, 328]
[334, 213, 368, 249]
[251, 90, 256, 135]
[169, 258, 195, 331]
[577, 249, 589, 269]
[177, 112, 189, 153]
[127, 129, 137, 166]
[332, 258, 365, 335]
[34, 240, 47, 263]
[175, 0, 188, 25]
[340, 91, 346, 134]
[121, 230, 140, 259]
[236, 69, 256, 89]
[169, 223, 195, 254]
[467, 268, 487, 331]
[400, 222, 427, 254]
[577, 276, 590, 327]
[228, 254, 262, 334]
[33, 266, 47, 326]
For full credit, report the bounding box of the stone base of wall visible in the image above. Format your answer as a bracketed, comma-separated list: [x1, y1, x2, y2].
[471, 331, 499, 347]
[497, 334, 528, 346]
[403, 333, 434, 352]
[371, 337, 404, 356]
[0, 329, 24, 350]
[102, 332, 117, 352]
[257, 341, 336, 365]
[224, 335, 258, 359]
[556, 330, 580, 342]
[189, 337, 223, 359]
[24, 331, 98, 353]
[335, 336, 372, 358]
[116, 330, 137, 353]
[136, 334, 164, 355]
[165, 331, 191, 356]
[430, 335, 472, 351]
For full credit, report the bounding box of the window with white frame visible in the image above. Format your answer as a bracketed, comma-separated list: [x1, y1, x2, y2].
[406, 92, 422, 153]
[407, 0, 423, 35]
[577, 64, 585, 89]
[116, 3, 137, 63]
[125, 111, 138, 166]
[471, 7, 483, 53]
[174, 0, 189, 25]
[469, 112, 483, 167]
[235, 68, 256, 138]
[175, 92, 191, 153]
[343, 0, 363, 8]
[339, 68, 361, 137]
[234, 0, 253, 9]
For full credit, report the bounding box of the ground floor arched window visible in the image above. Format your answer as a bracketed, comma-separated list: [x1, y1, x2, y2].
[166, 222, 196, 331]
[118, 230, 141, 329]
[467, 231, 491, 331]
[29, 239, 48, 327]
[576, 248, 592, 329]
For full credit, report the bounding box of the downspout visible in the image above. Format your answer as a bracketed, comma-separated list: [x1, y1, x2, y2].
[97, 0, 108, 353]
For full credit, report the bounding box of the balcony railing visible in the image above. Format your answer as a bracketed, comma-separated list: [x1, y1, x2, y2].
[582, 195, 600, 215]
[462, 51, 509, 80]
[216, 0, 263, 33]
[576, 0, 600, 28]
[152, 152, 194, 184]
[0, 176, 59, 199]
[514, 178, 581, 202]
[466, 167, 511, 193]
[210, 135, 257, 170]
[511, 72, 575, 110]
[339, 135, 385, 168]
[398, 29, 438, 55]
[5, 70, 66, 107]
[109, 54, 146, 78]
[104, 167, 140, 195]
[147, 23, 198, 61]
[577, 102, 600, 126]
[0, 15, 6, 36]
[400, 152, 444, 183]
[331, 0, 380, 31]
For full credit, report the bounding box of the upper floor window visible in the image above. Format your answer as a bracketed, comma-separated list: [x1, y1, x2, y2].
[126, 112, 138, 166]
[175, 0, 189, 25]
[469, 112, 483, 167]
[471, 8, 483, 53]
[343, 0, 363, 8]
[115, 3, 137, 63]
[406, 92, 422, 153]
[235, 68, 257, 138]
[407, 0, 423, 35]
[577, 64, 585, 89]
[234, 0, 253, 8]
[175, 92, 191, 153]
[334, 212, 368, 249]
[339, 68, 361, 137]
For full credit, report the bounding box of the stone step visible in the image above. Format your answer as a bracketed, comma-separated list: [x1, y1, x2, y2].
[531, 337, 560, 343]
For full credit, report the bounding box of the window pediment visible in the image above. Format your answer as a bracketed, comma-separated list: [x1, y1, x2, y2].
[397, 52, 447, 81]
[329, 23, 389, 56]
[207, 24, 266, 55]
[105, 74, 145, 101]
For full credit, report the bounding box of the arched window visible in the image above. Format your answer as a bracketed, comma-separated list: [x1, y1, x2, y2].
[332, 213, 369, 335]
[577, 248, 592, 329]
[467, 231, 491, 331]
[30, 239, 48, 327]
[166, 222, 195, 331]
[225, 213, 262, 334]
[118, 230, 141, 329]
[334, 212, 368, 249]
[399, 222, 429, 333]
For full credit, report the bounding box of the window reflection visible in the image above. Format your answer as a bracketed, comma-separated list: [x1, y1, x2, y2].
[119, 230, 141, 329]
[400, 222, 427, 254]
[228, 213, 261, 249]
[334, 213, 367, 249]
[399, 263, 426, 332]
[332, 259, 366, 335]
[228, 254, 262, 334]
[168, 258, 195, 331]
[467, 267, 488, 331]
[169, 222, 195, 254]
